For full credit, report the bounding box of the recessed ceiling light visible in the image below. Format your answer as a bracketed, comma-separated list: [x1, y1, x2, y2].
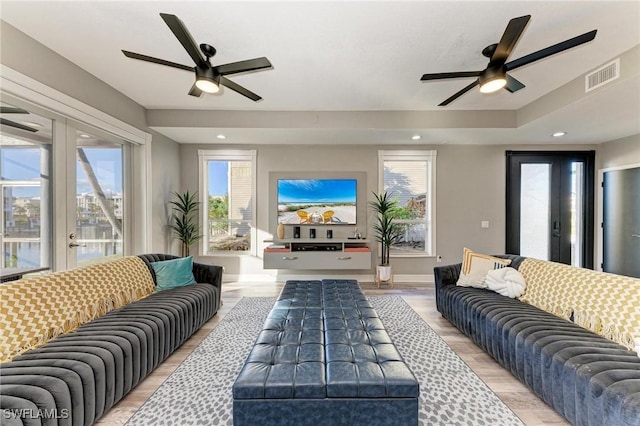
[411, 135, 421, 140]
[552, 131, 567, 137]
[216, 134, 226, 140]
[22, 121, 43, 128]
[79, 133, 91, 138]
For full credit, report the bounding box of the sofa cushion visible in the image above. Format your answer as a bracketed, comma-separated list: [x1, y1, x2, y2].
[151, 256, 197, 291]
[457, 248, 511, 287]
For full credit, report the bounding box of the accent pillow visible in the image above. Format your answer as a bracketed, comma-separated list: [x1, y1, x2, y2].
[456, 248, 511, 288]
[151, 256, 197, 292]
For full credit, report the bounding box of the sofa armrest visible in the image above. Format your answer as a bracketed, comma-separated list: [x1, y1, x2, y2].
[193, 262, 223, 290]
[433, 263, 461, 315]
[434, 263, 461, 291]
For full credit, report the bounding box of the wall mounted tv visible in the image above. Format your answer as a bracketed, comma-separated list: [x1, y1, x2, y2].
[277, 178, 357, 225]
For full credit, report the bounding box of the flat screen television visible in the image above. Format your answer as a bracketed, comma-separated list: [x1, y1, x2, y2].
[277, 178, 357, 225]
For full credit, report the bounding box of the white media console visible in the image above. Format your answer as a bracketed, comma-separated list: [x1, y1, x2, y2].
[263, 238, 371, 270]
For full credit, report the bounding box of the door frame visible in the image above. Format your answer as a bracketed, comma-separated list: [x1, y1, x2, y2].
[506, 150, 595, 268]
[597, 162, 640, 272]
[1, 67, 152, 271]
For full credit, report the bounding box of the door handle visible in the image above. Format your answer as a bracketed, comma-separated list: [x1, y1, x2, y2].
[69, 242, 87, 248]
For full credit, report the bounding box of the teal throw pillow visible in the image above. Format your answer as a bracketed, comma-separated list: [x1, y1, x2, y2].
[151, 256, 197, 292]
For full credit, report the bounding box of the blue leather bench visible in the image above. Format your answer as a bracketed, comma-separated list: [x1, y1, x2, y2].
[233, 279, 419, 426]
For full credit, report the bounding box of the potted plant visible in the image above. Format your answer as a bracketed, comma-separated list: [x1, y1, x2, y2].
[369, 191, 403, 282]
[169, 190, 202, 257]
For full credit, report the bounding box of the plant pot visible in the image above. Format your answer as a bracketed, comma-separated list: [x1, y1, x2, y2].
[377, 265, 393, 281]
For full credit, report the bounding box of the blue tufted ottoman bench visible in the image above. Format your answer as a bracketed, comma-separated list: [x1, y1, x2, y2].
[233, 279, 419, 426]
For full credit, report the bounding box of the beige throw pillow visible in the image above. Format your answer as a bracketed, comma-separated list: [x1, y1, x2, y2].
[456, 247, 511, 288]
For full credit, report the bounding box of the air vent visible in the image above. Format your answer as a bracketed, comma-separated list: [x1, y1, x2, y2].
[585, 59, 620, 92]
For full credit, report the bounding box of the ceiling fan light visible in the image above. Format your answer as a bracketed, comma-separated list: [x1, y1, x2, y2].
[195, 67, 220, 93]
[196, 77, 220, 93]
[480, 77, 507, 93]
[479, 66, 507, 93]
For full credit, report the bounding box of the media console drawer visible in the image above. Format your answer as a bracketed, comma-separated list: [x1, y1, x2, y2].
[264, 251, 371, 270]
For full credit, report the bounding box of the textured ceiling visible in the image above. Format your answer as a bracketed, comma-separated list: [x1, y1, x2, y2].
[1, 1, 639, 145]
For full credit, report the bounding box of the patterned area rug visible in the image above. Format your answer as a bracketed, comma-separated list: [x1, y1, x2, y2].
[126, 296, 523, 425]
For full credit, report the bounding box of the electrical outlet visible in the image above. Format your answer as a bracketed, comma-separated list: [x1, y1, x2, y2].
[436, 255, 442, 263]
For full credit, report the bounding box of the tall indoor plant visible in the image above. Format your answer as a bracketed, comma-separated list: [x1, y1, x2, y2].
[369, 191, 403, 281]
[169, 190, 202, 257]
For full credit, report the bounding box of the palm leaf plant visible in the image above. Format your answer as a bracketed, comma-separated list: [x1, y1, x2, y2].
[169, 190, 202, 257]
[369, 191, 403, 266]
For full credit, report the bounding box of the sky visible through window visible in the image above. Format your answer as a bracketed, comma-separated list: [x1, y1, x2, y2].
[208, 161, 228, 196]
[1, 148, 122, 197]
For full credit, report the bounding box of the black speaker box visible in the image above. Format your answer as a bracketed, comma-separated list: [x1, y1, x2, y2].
[293, 226, 301, 239]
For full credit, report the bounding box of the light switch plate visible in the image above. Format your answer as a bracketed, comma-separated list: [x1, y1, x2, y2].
[481, 221, 489, 228]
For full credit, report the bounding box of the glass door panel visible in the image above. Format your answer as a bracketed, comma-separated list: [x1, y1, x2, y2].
[74, 130, 124, 266]
[519, 163, 551, 260]
[570, 162, 584, 267]
[0, 103, 52, 271]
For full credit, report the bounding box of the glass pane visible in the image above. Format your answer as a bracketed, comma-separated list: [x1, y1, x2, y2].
[0, 103, 52, 270]
[571, 162, 584, 267]
[383, 160, 427, 219]
[520, 163, 550, 260]
[75, 131, 123, 266]
[390, 221, 426, 255]
[208, 160, 252, 252]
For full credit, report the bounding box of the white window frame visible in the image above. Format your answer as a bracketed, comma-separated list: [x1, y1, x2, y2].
[378, 150, 437, 257]
[198, 149, 257, 256]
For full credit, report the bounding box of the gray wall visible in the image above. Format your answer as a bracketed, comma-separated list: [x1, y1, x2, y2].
[150, 130, 182, 254]
[181, 142, 597, 277]
[598, 135, 640, 169]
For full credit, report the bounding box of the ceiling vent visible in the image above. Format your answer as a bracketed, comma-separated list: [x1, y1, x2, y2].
[585, 59, 620, 92]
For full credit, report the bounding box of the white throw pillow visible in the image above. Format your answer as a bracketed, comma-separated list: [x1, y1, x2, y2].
[484, 267, 526, 298]
[456, 248, 511, 288]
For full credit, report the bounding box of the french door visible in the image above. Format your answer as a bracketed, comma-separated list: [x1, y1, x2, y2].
[1, 97, 132, 272]
[506, 151, 595, 268]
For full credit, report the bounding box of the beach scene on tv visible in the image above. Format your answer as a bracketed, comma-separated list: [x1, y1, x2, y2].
[277, 179, 357, 225]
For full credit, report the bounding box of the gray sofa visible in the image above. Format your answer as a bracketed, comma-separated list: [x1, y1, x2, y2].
[0, 254, 222, 426]
[434, 255, 640, 426]
[233, 279, 419, 426]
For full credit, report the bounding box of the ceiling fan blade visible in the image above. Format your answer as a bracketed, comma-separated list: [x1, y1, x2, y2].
[491, 15, 531, 63]
[188, 83, 204, 97]
[160, 13, 206, 68]
[505, 74, 526, 93]
[0, 107, 29, 114]
[506, 29, 597, 71]
[421, 71, 482, 81]
[1, 118, 38, 132]
[122, 50, 193, 71]
[220, 77, 262, 101]
[214, 57, 272, 76]
[438, 80, 479, 106]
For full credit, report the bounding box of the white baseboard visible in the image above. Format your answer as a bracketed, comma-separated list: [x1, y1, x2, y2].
[223, 273, 434, 285]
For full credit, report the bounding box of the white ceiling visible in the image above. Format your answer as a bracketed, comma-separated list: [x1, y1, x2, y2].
[1, 1, 639, 145]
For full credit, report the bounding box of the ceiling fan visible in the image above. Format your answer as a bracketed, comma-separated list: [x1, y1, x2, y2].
[0, 106, 38, 132]
[420, 15, 597, 106]
[122, 13, 272, 101]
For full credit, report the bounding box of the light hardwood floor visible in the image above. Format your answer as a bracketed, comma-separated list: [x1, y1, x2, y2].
[97, 281, 569, 425]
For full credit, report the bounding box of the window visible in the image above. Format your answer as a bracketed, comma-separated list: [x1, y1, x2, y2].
[379, 150, 436, 257]
[199, 150, 256, 255]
